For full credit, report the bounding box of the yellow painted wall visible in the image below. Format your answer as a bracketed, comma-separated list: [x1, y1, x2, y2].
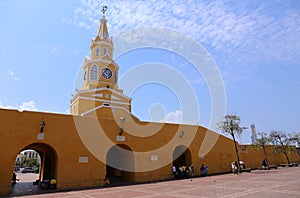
[0, 107, 300, 195]
[0, 109, 106, 195]
[239, 144, 300, 168]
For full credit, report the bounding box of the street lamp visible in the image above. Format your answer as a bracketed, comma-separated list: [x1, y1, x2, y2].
[40, 121, 45, 133]
[119, 117, 126, 136]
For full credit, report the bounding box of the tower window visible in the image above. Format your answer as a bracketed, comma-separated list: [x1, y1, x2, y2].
[114, 70, 118, 84]
[90, 65, 98, 81]
[103, 47, 108, 55]
[95, 47, 100, 56]
[73, 104, 76, 115]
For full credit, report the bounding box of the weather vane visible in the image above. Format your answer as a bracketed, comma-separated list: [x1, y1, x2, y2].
[101, 4, 108, 16]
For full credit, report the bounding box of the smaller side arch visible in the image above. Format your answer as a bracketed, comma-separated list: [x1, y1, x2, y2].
[172, 145, 192, 168]
[106, 144, 135, 183]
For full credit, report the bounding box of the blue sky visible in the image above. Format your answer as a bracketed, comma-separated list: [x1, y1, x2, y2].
[0, 0, 299, 143]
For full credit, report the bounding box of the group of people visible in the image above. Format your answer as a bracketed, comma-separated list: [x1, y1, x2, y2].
[172, 163, 208, 179]
[172, 164, 194, 178]
[231, 161, 246, 174]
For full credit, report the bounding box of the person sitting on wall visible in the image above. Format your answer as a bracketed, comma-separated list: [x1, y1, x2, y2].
[105, 176, 110, 185]
[172, 166, 178, 179]
[262, 159, 269, 170]
[178, 166, 185, 178]
[231, 162, 238, 174]
[188, 164, 194, 177]
[182, 166, 188, 178]
[239, 160, 245, 169]
[200, 164, 208, 176]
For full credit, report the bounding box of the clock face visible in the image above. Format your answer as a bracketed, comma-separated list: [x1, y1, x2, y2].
[101, 68, 112, 79]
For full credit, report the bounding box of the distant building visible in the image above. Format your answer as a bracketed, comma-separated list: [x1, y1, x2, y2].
[15, 153, 25, 169]
[251, 124, 257, 144]
[24, 150, 41, 164]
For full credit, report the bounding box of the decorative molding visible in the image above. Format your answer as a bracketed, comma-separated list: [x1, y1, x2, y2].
[70, 96, 130, 106]
[72, 87, 131, 100]
[81, 105, 132, 116]
[91, 41, 113, 48]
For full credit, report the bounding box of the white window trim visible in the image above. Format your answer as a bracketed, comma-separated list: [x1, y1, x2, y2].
[90, 64, 98, 81]
[95, 47, 100, 56]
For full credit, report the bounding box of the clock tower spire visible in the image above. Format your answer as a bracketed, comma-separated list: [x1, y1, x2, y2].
[70, 5, 132, 116]
[97, 5, 109, 40]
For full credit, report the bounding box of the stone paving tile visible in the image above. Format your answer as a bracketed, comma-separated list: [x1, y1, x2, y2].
[278, 184, 300, 192]
[234, 190, 300, 198]
[221, 180, 275, 190]
[176, 186, 247, 198]
[9, 167, 300, 198]
[75, 190, 153, 198]
[135, 184, 195, 193]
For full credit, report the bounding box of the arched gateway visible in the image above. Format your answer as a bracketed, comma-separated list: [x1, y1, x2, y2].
[20, 143, 58, 182]
[2, 4, 300, 197]
[173, 145, 192, 167]
[7, 142, 58, 195]
[106, 144, 135, 183]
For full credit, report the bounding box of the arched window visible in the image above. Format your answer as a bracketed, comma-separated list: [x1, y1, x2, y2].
[95, 47, 100, 56]
[103, 47, 108, 55]
[114, 70, 117, 84]
[73, 104, 76, 115]
[90, 65, 98, 81]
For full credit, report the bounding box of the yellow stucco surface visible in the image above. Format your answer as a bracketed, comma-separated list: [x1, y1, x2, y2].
[1, 107, 299, 195]
[1, 13, 300, 196]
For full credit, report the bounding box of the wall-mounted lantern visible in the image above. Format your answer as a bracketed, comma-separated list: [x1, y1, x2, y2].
[40, 121, 45, 133]
[119, 117, 126, 136]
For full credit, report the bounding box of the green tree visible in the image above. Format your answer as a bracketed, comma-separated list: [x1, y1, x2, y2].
[25, 158, 40, 168]
[218, 114, 247, 173]
[269, 130, 296, 164]
[294, 133, 300, 146]
[253, 132, 271, 165]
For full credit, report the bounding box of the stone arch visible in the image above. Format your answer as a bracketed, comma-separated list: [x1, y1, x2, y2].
[21, 143, 58, 182]
[9, 142, 58, 196]
[172, 145, 192, 167]
[106, 144, 135, 182]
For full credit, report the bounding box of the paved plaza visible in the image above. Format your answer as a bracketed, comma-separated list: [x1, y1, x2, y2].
[8, 166, 300, 198]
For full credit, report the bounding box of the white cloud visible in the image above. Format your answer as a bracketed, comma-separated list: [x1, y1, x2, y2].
[78, 21, 91, 29]
[34, 44, 59, 54]
[161, 110, 182, 123]
[19, 100, 38, 112]
[70, 0, 300, 66]
[0, 100, 38, 112]
[7, 70, 21, 81]
[0, 101, 17, 109]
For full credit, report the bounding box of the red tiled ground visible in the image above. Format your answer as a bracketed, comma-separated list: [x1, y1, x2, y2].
[10, 166, 300, 198]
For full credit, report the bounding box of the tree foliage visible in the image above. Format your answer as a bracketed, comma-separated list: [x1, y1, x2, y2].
[218, 114, 247, 173]
[294, 133, 300, 146]
[253, 132, 271, 147]
[219, 115, 245, 138]
[25, 158, 40, 168]
[269, 130, 297, 164]
[253, 132, 271, 164]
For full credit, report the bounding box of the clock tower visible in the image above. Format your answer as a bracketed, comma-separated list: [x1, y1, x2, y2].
[70, 9, 132, 116]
